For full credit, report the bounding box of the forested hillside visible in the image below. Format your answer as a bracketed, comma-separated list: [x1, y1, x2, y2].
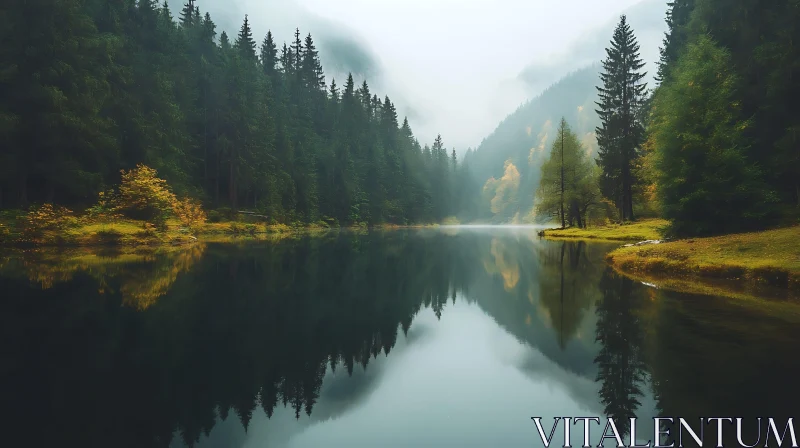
[473, 0, 800, 235]
[646, 0, 800, 235]
[461, 67, 601, 223]
[0, 0, 461, 226]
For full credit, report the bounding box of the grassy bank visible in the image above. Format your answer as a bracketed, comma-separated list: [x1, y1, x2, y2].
[0, 213, 446, 248]
[0, 215, 328, 247]
[542, 218, 668, 241]
[607, 226, 800, 290]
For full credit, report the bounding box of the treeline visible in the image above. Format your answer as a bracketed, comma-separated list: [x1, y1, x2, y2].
[0, 0, 462, 225]
[536, 0, 800, 237]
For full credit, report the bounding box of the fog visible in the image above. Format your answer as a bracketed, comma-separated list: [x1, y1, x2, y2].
[191, 0, 669, 152]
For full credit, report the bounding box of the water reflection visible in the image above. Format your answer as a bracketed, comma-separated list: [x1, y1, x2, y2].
[1, 229, 798, 448]
[594, 270, 648, 438]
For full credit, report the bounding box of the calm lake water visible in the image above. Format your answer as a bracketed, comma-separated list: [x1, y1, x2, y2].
[2, 227, 799, 448]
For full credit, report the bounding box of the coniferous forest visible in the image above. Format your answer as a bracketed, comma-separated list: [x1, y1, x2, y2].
[0, 0, 465, 226]
[472, 0, 799, 238]
[1, 0, 799, 238]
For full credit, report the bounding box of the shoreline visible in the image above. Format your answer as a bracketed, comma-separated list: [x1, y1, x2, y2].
[605, 226, 800, 294]
[537, 218, 800, 298]
[5, 216, 799, 301]
[539, 219, 668, 242]
[0, 218, 447, 249]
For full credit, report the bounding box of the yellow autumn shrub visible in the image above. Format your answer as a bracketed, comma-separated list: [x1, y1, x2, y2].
[22, 203, 78, 242]
[116, 165, 178, 229]
[108, 164, 208, 232]
[174, 197, 207, 231]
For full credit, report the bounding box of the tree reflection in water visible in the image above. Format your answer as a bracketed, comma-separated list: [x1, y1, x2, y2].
[2, 229, 798, 448]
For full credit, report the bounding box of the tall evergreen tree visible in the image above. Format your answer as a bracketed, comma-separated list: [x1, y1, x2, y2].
[301, 33, 325, 91]
[648, 35, 777, 236]
[260, 31, 278, 79]
[656, 0, 696, 84]
[235, 15, 257, 60]
[595, 15, 648, 222]
[179, 0, 196, 28]
[290, 28, 303, 75]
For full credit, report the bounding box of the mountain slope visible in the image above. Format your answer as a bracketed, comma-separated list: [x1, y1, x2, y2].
[518, 0, 667, 96]
[463, 0, 669, 224]
[464, 66, 602, 223]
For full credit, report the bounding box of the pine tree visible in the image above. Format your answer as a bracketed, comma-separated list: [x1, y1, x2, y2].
[656, 0, 696, 84]
[0, 0, 117, 205]
[359, 81, 372, 115]
[649, 35, 777, 236]
[290, 28, 303, 75]
[260, 31, 278, 79]
[0, 3, 454, 225]
[179, 0, 196, 28]
[301, 33, 325, 91]
[235, 15, 257, 61]
[595, 15, 648, 222]
[328, 79, 339, 102]
[536, 119, 595, 228]
[279, 42, 291, 74]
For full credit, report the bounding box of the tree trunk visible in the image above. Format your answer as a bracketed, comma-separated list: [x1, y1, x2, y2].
[626, 174, 635, 221]
[214, 110, 220, 207]
[215, 154, 220, 207]
[559, 242, 565, 348]
[19, 172, 28, 207]
[229, 156, 237, 211]
[560, 126, 565, 229]
[203, 125, 208, 190]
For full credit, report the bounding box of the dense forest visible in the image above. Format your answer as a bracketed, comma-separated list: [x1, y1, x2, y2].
[0, 0, 468, 225]
[645, 0, 800, 235]
[466, 0, 800, 237]
[2, 0, 798, 235]
[585, 0, 800, 236]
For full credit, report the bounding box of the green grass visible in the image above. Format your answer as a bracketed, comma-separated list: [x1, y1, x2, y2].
[607, 226, 800, 289]
[543, 218, 669, 241]
[0, 216, 316, 247]
[441, 216, 461, 226]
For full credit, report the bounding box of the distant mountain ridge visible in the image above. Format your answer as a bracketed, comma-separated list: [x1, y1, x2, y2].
[466, 66, 602, 223]
[517, 0, 667, 96]
[464, 0, 668, 223]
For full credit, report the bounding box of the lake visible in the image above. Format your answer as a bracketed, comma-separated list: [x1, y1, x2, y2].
[2, 227, 799, 448]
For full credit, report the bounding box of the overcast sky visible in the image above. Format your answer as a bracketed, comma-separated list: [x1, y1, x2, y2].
[195, 0, 668, 152]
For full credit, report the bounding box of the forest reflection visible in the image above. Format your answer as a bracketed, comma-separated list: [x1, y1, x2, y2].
[2, 229, 798, 448]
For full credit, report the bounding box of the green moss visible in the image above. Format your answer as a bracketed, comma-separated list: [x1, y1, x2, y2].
[543, 218, 669, 241]
[0, 215, 320, 247]
[608, 226, 800, 290]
